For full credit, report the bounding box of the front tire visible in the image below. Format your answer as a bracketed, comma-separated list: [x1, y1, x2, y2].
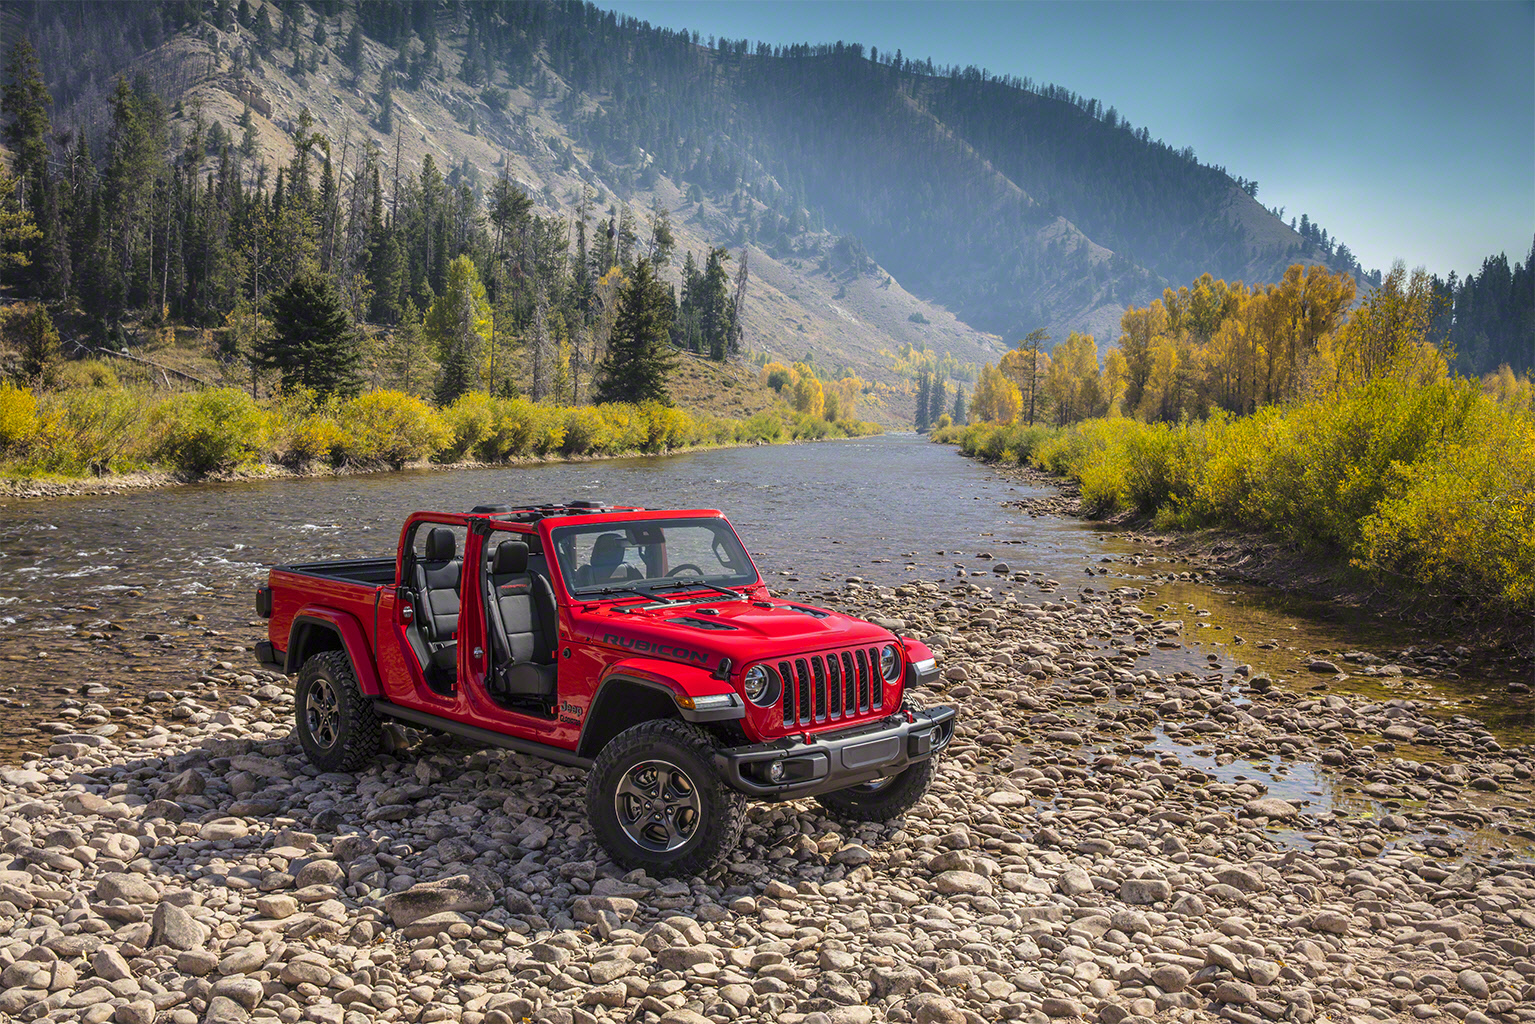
[587, 719, 745, 876]
[295, 650, 382, 773]
[815, 756, 938, 822]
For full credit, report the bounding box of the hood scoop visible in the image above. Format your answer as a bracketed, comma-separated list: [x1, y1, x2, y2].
[666, 616, 740, 631]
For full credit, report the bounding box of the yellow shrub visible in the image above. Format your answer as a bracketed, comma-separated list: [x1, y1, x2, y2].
[334, 390, 451, 467]
[561, 406, 608, 455]
[441, 392, 496, 461]
[1358, 395, 1535, 609]
[270, 390, 341, 467]
[0, 381, 39, 455]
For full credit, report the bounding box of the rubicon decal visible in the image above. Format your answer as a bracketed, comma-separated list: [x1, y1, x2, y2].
[602, 633, 709, 665]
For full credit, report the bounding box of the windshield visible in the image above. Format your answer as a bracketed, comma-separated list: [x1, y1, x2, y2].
[552, 518, 759, 595]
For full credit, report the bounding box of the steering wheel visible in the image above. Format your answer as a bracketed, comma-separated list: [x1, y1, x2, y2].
[667, 564, 705, 576]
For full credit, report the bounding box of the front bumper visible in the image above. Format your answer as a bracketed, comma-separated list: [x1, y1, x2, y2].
[716, 704, 957, 799]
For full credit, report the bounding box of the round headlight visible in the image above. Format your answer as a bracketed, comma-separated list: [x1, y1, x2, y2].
[880, 644, 901, 682]
[743, 665, 775, 705]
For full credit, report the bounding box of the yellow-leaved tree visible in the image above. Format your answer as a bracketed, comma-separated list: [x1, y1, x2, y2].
[1044, 333, 1105, 425]
[969, 363, 1021, 424]
[1324, 262, 1444, 390]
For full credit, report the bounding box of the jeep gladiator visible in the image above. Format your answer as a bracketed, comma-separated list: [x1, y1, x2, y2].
[255, 501, 955, 874]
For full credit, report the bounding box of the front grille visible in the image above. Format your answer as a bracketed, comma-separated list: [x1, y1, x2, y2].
[775, 646, 885, 728]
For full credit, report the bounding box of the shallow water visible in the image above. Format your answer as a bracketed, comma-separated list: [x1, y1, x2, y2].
[1, 433, 1529, 787]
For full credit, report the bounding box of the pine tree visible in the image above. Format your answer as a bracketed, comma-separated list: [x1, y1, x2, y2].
[595, 259, 677, 405]
[375, 70, 394, 133]
[928, 379, 947, 428]
[2, 37, 52, 215]
[914, 369, 930, 431]
[344, 21, 364, 79]
[369, 229, 404, 323]
[951, 384, 966, 425]
[377, 298, 431, 396]
[9, 303, 59, 386]
[699, 247, 732, 360]
[0, 170, 41, 274]
[259, 272, 363, 397]
[239, 105, 258, 161]
[528, 282, 551, 401]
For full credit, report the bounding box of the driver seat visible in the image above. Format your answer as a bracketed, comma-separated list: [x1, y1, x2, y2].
[574, 532, 644, 588]
[485, 540, 558, 699]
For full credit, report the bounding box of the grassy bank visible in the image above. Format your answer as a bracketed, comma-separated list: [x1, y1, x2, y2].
[935, 376, 1535, 616]
[0, 381, 880, 484]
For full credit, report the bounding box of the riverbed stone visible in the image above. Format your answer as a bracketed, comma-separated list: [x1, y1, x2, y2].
[383, 874, 494, 926]
[1119, 877, 1171, 904]
[0, 547, 1526, 1024]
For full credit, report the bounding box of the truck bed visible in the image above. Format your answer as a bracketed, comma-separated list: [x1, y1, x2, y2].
[281, 557, 397, 586]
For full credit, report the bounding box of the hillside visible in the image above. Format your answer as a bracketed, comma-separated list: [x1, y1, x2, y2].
[7, 0, 1373, 408]
[8, 1, 1005, 425]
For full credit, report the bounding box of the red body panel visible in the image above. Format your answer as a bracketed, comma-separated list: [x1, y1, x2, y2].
[266, 571, 384, 695]
[264, 507, 915, 754]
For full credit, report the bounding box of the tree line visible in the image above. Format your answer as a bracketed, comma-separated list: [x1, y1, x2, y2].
[963, 256, 1532, 430]
[0, 33, 748, 409]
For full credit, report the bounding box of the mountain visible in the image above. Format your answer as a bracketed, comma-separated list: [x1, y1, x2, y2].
[7, 0, 1366, 392]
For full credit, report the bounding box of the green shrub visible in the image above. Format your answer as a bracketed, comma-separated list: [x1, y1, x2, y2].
[151, 388, 271, 474]
[740, 410, 783, 442]
[53, 360, 120, 390]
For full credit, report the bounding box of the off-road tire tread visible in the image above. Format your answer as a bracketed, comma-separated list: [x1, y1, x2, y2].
[814, 755, 938, 822]
[296, 650, 382, 773]
[587, 718, 746, 877]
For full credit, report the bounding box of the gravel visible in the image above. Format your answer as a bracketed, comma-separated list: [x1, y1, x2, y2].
[1, 578, 1533, 1024]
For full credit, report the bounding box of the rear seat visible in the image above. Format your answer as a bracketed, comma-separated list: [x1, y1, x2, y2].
[413, 527, 461, 669]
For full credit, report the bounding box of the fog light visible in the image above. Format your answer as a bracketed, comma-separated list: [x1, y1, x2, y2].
[768, 760, 785, 782]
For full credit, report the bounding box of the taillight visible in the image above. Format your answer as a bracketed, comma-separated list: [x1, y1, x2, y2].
[255, 585, 272, 618]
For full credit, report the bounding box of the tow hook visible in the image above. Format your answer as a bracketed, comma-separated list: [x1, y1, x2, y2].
[906, 708, 915, 723]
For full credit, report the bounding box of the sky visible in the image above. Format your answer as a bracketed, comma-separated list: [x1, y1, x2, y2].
[602, 0, 1534, 280]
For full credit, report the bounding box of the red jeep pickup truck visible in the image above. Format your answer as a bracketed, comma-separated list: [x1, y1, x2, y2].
[255, 501, 954, 875]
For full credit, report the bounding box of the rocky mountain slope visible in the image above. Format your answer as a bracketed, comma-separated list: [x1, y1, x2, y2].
[14, 1, 1358, 398]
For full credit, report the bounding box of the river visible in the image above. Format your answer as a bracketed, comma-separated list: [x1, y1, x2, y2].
[1, 432, 1529, 781]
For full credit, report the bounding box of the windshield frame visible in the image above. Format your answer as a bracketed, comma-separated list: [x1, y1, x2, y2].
[548, 515, 762, 599]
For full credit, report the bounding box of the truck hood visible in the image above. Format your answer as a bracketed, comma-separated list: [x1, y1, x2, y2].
[574, 597, 894, 666]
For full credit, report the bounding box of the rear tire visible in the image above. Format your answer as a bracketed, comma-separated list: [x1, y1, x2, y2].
[587, 719, 745, 877]
[295, 650, 382, 773]
[815, 756, 938, 822]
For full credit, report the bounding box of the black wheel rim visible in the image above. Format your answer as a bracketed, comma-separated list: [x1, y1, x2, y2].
[614, 759, 701, 853]
[305, 679, 340, 749]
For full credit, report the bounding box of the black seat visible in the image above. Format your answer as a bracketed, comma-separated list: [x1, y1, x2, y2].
[485, 539, 558, 699]
[413, 527, 461, 670]
[573, 532, 644, 589]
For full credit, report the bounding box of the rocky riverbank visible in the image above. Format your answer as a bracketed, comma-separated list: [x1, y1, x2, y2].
[991, 461, 1534, 661]
[3, 579, 1534, 1024]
